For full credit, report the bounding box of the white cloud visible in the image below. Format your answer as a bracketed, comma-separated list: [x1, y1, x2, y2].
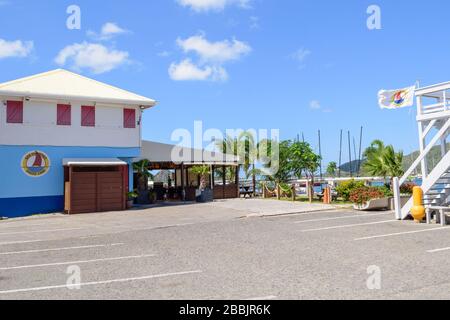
[158, 51, 172, 57]
[0, 39, 33, 59]
[310, 100, 321, 110]
[291, 48, 311, 64]
[170, 33, 250, 82]
[55, 42, 129, 74]
[176, 34, 251, 63]
[177, 0, 251, 12]
[310, 100, 332, 113]
[169, 59, 228, 81]
[87, 22, 129, 41]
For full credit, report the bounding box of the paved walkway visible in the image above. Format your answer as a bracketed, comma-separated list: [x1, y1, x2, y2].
[208, 198, 339, 217]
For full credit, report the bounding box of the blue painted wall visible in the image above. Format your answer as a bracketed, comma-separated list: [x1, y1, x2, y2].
[0, 145, 140, 217]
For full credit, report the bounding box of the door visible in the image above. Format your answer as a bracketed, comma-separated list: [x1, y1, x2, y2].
[69, 170, 124, 214]
[71, 172, 97, 214]
[96, 172, 124, 212]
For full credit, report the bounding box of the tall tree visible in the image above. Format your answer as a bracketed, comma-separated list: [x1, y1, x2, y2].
[363, 140, 404, 184]
[289, 141, 321, 202]
[326, 162, 338, 177]
[216, 131, 259, 193]
[133, 159, 152, 192]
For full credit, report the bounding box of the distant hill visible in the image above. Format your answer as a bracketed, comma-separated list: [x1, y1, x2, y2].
[338, 143, 450, 176]
[402, 143, 450, 173]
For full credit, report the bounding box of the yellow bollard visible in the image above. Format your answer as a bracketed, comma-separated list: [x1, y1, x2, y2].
[410, 186, 426, 223]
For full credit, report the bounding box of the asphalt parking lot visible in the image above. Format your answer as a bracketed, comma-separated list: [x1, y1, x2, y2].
[0, 199, 449, 300]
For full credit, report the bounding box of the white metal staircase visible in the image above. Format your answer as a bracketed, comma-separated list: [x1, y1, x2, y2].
[394, 82, 450, 220]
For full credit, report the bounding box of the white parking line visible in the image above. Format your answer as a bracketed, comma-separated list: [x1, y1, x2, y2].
[0, 227, 84, 236]
[0, 240, 48, 246]
[0, 254, 156, 270]
[355, 227, 449, 241]
[0, 243, 124, 256]
[300, 220, 396, 232]
[0, 270, 203, 295]
[294, 212, 391, 224]
[427, 246, 450, 253]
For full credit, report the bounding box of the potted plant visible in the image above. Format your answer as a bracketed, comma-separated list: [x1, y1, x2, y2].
[350, 186, 389, 211]
[126, 191, 138, 209]
[190, 165, 213, 202]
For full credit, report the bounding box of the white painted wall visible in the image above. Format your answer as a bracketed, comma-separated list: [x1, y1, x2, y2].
[0, 98, 141, 148]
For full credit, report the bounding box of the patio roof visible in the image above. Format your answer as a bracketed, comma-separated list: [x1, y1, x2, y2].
[139, 140, 239, 166]
[62, 158, 128, 166]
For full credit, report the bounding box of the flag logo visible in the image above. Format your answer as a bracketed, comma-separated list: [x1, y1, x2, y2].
[392, 90, 407, 106]
[378, 86, 415, 109]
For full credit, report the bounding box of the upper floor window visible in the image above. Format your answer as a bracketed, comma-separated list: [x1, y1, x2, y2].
[123, 108, 136, 129]
[6, 101, 23, 124]
[81, 106, 95, 127]
[57, 104, 71, 126]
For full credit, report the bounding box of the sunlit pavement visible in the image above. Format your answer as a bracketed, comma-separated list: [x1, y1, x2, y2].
[0, 199, 448, 300]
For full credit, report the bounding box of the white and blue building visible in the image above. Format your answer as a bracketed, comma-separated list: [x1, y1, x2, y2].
[0, 69, 156, 218]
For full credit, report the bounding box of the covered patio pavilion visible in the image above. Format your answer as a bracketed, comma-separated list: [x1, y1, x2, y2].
[139, 141, 240, 201]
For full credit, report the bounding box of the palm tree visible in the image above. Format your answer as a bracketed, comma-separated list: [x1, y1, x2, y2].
[363, 140, 388, 178]
[238, 131, 258, 195]
[190, 165, 211, 191]
[216, 132, 259, 194]
[326, 162, 338, 177]
[133, 159, 152, 192]
[363, 140, 404, 186]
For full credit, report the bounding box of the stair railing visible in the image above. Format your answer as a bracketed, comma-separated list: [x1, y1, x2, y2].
[393, 117, 450, 219]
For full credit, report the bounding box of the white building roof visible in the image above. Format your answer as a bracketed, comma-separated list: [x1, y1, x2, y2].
[63, 158, 128, 166]
[0, 69, 156, 108]
[139, 140, 239, 166]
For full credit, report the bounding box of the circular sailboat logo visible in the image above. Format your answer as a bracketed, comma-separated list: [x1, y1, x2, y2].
[21, 151, 50, 177]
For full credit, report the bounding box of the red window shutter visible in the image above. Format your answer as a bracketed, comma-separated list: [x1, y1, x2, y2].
[81, 106, 95, 127]
[123, 108, 136, 128]
[57, 104, 71, 126]
[6, 101, 23, 124]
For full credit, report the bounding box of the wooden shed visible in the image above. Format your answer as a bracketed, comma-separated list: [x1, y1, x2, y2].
[63, 159, 129, 214]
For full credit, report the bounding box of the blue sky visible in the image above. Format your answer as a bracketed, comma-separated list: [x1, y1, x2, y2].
[1, 0, 450, 166]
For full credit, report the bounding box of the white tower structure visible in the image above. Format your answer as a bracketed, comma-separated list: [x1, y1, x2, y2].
[394, 82, 450, 220]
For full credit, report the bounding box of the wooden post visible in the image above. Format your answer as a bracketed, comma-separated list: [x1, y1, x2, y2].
[292, 184, 296, 202]
[277, 183, 281, 200]
[181, 163, 185, 201]
[252, 163, 256, 197]
[174, 168, 178, 187]
[222, 165, 226, 199]
[235, 165, 240, 198]
[308, 180, 313, 203]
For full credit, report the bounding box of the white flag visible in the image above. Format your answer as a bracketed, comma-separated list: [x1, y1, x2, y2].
[378, 86, 415, 109]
